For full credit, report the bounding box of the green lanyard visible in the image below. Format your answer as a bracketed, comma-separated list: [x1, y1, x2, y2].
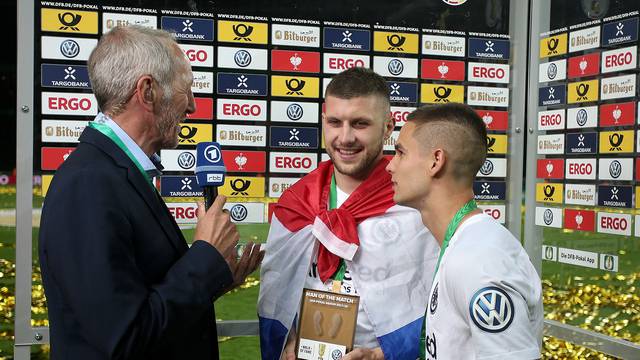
[88, 122, 155, 189]
[328, 174, 348, 282]
[419, 199, 478, 359]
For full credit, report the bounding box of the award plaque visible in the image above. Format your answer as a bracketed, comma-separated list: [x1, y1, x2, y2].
[296, 289, 359, 360]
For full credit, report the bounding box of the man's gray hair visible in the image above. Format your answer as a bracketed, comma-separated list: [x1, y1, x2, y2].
[87, 25, 187, 116]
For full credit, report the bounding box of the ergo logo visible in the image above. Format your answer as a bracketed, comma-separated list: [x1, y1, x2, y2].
[471, 65, 506, 79]
[275, 156, 313, 169]
[223, 103, 261, 116]
[48, 96, 92, 110]
[600, 215, 628, 231]
[605, 51, 633, 68]
[568, 162, 593, 175]
[327, 57, 366, 70]
[270, 152, 317, 173]
[186, 49, 208, 62]
[391, 110, 410, 122]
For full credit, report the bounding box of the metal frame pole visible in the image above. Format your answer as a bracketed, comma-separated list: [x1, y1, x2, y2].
[506, 0, 530, 241]
[14, 0, 46, 358]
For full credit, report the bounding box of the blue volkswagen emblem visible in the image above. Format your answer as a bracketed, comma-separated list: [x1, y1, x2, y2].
[543, 209, 553, 225]
[469, 286, 514, 333]
[177, 152, 195, 169]
[388, 59, 404, 76]
[286, 103, 303, 121]
[230, 204, 248, 221]
[234, 50, 252, 67]
[609, 160, 622, 179]
[576, 109, 588, 126]
[547, 63, 557, 80]
[60, 39, 80, 58]
[479, 160, 494, 176]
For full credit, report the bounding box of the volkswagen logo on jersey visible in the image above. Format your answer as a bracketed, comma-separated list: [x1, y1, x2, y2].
[60, 39, 80, 58]
[178, 151, 196, 170]
[479, 160, 494, 175]
[469, 286, 515, 333]
[230, 204, 248, 221]
[388, 59, 404, 75]
[234, 49, 252, 67]
[286, 103, 304, 121]
[609, 160, 622, 178]
[429, 283, 439, 314]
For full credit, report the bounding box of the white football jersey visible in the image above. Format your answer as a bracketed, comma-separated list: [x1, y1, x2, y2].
[424, 214, 543, 359]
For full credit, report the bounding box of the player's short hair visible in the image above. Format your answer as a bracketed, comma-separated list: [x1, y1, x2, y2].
[325, 67, 390, 107]
[407, 103, 487, 183]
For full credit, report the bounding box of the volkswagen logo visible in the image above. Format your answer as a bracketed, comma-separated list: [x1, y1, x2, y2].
[543, 209, 553, 225]
[177, 152, 196, 169]
[388, 59, 404, 76]
[469, 286, 514, 333]
[60, 39, 80, 58]
[234, 50, 252, 67]
[547, 63, 557, 80]
[286, 103, 303, 121]
[609, 160, 622, 179]
[230, 204, 248, 221]
[331, 350, 343, 360]
[576, 109, 588, 126]
[479, 160, 494, 175]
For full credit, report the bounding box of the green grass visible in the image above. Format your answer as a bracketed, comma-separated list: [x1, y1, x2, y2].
[541, 227, 640, 341]
[0, 191, 43, 209]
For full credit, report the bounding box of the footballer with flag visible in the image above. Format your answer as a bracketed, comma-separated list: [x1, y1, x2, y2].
[386, 103, 543, 359]
[258, 68, 439, 360]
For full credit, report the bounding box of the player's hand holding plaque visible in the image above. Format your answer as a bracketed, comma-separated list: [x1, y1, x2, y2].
[296, 289, 359, 360]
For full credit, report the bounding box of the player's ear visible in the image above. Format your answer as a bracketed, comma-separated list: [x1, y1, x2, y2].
[429, 148, 446, 177]
[386, 111, 395, 133]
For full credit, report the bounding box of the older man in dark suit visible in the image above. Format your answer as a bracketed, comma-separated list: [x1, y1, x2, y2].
[39, 25, 263, 359]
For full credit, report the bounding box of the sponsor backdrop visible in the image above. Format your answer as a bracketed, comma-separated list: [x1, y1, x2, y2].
[536, 6, 640, 275]
[35, 2, 511, 226]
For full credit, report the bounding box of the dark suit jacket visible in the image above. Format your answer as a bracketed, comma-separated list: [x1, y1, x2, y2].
[39, 126, 233, 359]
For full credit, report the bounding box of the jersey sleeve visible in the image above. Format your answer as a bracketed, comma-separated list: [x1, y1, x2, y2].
[445, 242, 542, 359]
